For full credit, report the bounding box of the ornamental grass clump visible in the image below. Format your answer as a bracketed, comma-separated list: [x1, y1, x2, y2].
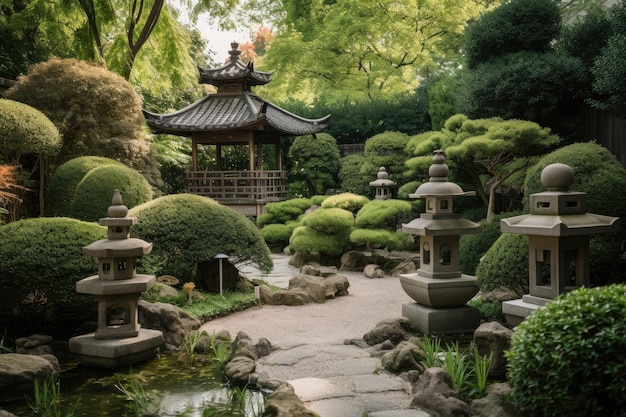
[507, 284, 626, 417]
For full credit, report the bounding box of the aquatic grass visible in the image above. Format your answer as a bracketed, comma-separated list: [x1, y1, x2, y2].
[115, 371, 161, 417]
[442, 342, 473, 397]
[419, 336, 442, 368]
[468, 347, 493, 399]
[28, 378, 78, 417]
[181, 330, 208, 365]
[209, 332, 231, 374]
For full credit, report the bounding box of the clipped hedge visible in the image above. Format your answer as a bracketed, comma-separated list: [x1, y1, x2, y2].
[355, 199, 413, 231]
[260, 221, 300, 244]
[257, 198, 313, 226]
[290, 207, 355, 256]
[523, 142, 626, 284]
[459, 211, 522, 275]
[70, 164, 153, 221]
[300, 207, 355, 234]
[129, 194, 272, 279]
[0, 217, 105, 338]
[46, 156, 125, 217]
[475, 233, 529, 297]
[349, 228, 412, 251]
[507, 284, 626, 417]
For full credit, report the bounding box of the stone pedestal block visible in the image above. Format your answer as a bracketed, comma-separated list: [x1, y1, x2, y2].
[502, 294, 550, 327]
[69, 328, 164, 369]
[402, 303, 480, 335]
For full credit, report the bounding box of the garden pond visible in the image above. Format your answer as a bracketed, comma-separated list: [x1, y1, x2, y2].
[2, 351, 265, 417]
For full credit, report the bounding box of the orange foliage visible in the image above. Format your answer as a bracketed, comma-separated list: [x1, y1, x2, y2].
[0, 165, 24, 205]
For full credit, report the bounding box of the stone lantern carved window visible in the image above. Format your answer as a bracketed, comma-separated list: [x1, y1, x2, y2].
[423, 243, 431, 265]
[536, 249, 552, 286]
[107, 304, 129, 326]
[103, 263, 111, 272]
[440, 199, 449, 211]
[439, 244, 451, 265]
[118, 260, 127, 271]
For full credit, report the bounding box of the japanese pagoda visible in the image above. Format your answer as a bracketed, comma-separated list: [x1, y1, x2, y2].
[143, 43, 331, 216]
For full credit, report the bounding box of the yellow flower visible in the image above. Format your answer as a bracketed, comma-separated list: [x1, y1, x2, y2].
[183, 282, 196, 294]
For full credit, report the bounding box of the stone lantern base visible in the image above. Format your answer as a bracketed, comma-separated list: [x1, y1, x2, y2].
[402, 303, 480, 335]
[502, 294, 550, 327]
[69, 328, 164, 369]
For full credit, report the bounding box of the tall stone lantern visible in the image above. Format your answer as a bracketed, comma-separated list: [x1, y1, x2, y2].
[400, 150, 482, 334]
[69, 190, 164, 368]
[500, 163, 619, 326]
[369, 167, 396, 200]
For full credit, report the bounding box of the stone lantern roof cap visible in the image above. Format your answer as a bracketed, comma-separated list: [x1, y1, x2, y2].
[410, 150, 474, 198]
[369, 167, 397, 187]
[541, 163, 574, 191]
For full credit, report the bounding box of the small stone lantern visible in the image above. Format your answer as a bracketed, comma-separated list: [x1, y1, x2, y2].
[500, 163, 619, 326]
[369, 167, 396, 200]
[399, 150, 482, 334]
[69, 190, 164, 368]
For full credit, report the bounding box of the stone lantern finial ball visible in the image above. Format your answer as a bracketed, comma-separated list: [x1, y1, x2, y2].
[108, 189, 129, 218]
[541, 163, 575, 191]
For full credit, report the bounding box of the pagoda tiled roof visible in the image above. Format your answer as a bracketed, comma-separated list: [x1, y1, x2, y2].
[198, 43, 272, 88]
[143, 92, 331, 136]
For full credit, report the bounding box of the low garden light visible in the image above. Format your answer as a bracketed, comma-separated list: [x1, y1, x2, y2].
[214, 254, 229, 296]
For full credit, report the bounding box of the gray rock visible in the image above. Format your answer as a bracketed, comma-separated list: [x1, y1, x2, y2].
[262, 383, 321, 417]
[363, 317, 414, 346]
[340, 250, 366, 271]
[0, 353, 59, 402]
[151, 283, 179, 298]
[391, 259, 417, 276]
[364, 264, 385, 278]
[138, 300, 201, 349]
[0, 410, 18, 417]
[411, 367, 470, 417]
[272, 288, 313, 306]
[324, 274, 350, 298]
[255, 338, 273, 358]
[470, 382, 518, 417]
[473, 321, 513, 379]
[288, 274, 326, 303]
[259, 284, 275, 304]
[224, 356, 256, 385]
[381, 338, 426, 374]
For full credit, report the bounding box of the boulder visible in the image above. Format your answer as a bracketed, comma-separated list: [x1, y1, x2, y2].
[255, 338, 273, 358]
[391, 259, 417, 276]
[0, 411, 17, 417]
[194, 330, 231, 354]
[271, 289, 313, 306]
[339, 250, 366, 271]
[262, 383, 321, 417]
[473, 321, 513, 379]
[156, 275, 180, 286]
[224, 356, 256, 385]
[381, 337, 426, 374]
[231, 331, 257, 360]
[363, 264, 385, 278]
[363, 317, 414, 346]
[324, 274, 350, 299]
[150, 283, 179, 298]
[0, 353, 59, 402]
[288, 274, 326, 303]
[470, 382, 519, 417]
[411, 367, 471, 417]
[15, 334, 54, 356]
[258, 284, 275, 304]
[138, 300, 201, 349]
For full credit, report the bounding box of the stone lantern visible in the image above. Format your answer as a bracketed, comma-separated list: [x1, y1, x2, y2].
[369, 167, 396, 200]
[500, 163, 619, 326]
[399, 150, 482, 334]
[69, 190, 164, 368]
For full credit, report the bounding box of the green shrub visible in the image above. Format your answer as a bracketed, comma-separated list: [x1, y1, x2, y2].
[360, 131, 411, 185]
[475, 233, 529, 297]
[355, 199, 413, 231]
[523, 142, 626, 284]
[129, 194, 272, 279]
[459, 211, 522, 275]
[507, 284, 626, 417]
[0, 217, 105, 338]
[70, 164, 153, 222]
[257, 198, 313, 226]
[301, 207, 355, 233]
[467, 298, 505, 323]
[320, 192, 370, 213]
[46, 156, 125, 217]
[289, 225, 351, 256]
[349, 228, 412, 251]
[309, 195, 328, 206]
[260, 222, 299, 244]
[339, 154, 370, 196]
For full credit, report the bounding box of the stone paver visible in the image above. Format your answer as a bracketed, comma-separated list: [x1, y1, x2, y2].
[204, 254, 432, 417]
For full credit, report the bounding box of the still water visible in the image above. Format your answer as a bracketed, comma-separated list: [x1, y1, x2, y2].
[3, 351, 264, 417]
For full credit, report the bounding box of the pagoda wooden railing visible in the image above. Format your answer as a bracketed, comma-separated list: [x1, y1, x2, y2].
[185, 170, 287, 203]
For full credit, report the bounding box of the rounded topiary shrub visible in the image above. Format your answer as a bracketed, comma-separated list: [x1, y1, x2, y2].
[70, 164, 153, 221]
[257, 198, 313, 226]
[349, 228, 412, 251]
[320, 192, 370, 213]
[355, 199, 413, 231]
[129, 194, 272, 279]
[290, 207, 355, 257]
[475, 233, 529, 297]
[507, 284, 626, 417]
[46, 156, 124, 217]
[0, 217, 105, 339]
[523, 142, 626, 284]
[459, 211, 522, 275]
